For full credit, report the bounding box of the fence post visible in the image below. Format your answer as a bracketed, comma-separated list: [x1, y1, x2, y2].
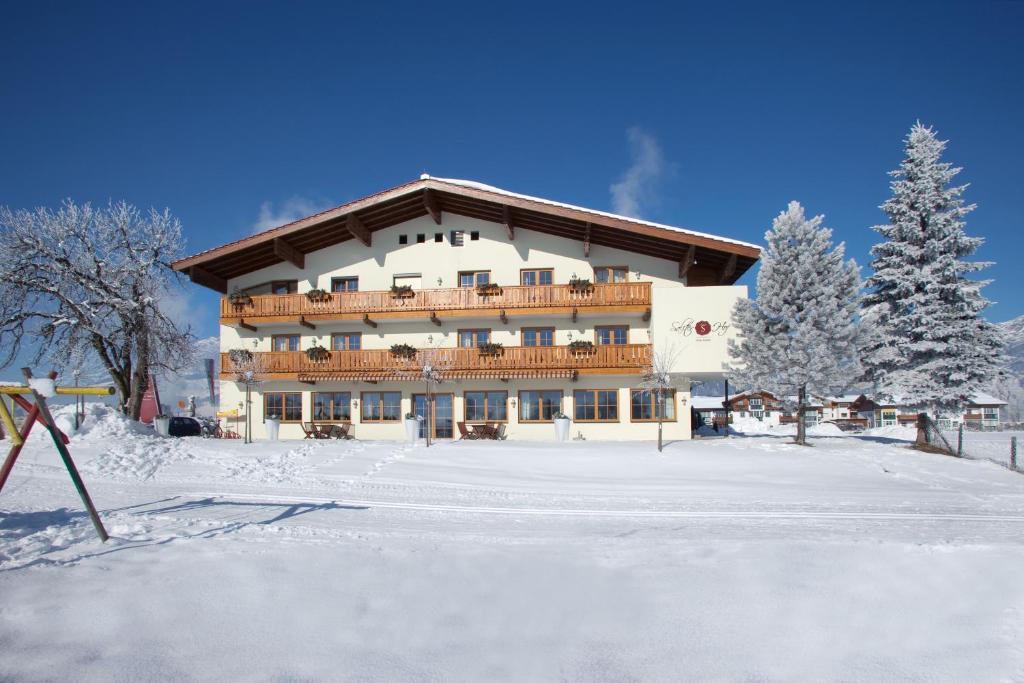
[957, 424, 964, 457]
[1011, 437, 1018, 471]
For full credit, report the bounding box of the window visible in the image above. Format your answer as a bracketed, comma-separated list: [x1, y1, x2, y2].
[399, 234, 408, 245]
[362, 392, 402, 422]
[593, 267, 628, 284]
[449, 230, 462, 245]
[519, 390, 562, 422]
[458, 329, 490, 347]
[470, 231, 480, 241]
[464, 391, 508, 422]
[520, 268, 553, 286]
[595, 325, 628, 345]
[330, 276, 359, 292]
[416, 234, 426, 244]
[313, 392, 351, 421]
[458, 271, 490, 288]
[630, 389, 676, 422]
[331, 332, 361, 350]
[271, 334, 300, 352]
[574, 389, 619, 422]
[265, 392, 302, 422]
[522, 327, 554, 347]
[435, 232, 444, 243]
[271, 280, 298, 295]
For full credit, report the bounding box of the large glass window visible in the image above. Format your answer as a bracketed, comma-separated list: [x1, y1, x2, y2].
[313, 392, 351, 421]
[271, 334, 300, 352]
[520, 269, 553, 286]
[458, 271, 490, 287]
[519, 390, 562, 422]
[522, 327, 554, 347]
[331, 276, 359, 292]
[574, 390, 618, 422]
[630, 389, 676, 422]
[361, 392, 402, 422]
[595, 326, 628, 345]
[593, 267, 627, 284]
[331, 332, 361, 350]
[464, 391, 508, 422]
[458, 329, 490, 347]
[265, 392, 302, 422]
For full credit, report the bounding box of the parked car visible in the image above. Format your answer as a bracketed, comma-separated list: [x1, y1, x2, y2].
[167, 416, 202, 437]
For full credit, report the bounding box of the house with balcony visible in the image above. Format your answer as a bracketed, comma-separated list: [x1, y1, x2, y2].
[172, 176, 759, 441]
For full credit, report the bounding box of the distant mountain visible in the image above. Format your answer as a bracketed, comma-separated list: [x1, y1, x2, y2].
[158, 336, 220, 416]
[1000, 315, 1024, 375]
[992, 316, 1024, 422]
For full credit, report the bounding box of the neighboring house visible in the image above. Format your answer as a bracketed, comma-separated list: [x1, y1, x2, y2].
[816, 394, 869, 428]
[963, 393, 1006, 429]
[851, 393, 1007, 430]
[728, 390, 784, 426]
[171, 176, 760, 441]
[692, 395, 727, 428]
[849, 395, 917, 428]
[778, 395, 825, 426]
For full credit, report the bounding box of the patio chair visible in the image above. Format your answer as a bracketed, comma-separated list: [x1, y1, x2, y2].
[494, 424, 507, 440]
[301, 422, 318, 439]
[456, 421, 477, 440]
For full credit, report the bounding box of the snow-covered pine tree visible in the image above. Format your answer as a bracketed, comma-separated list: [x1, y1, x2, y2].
[862, 123, 1003, 420]
[728, 202, 862, 445]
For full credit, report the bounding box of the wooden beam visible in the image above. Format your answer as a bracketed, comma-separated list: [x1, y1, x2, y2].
[571, 370, 579, 383]
[363, 314, 377, 329]
[188, 265, 227, 294]
[272, 238, 305, 269]
[571, 307, 578, 323]
[719, 253, 737, 284]
[238, 319, 257, 332]
[678, 244, 696, 279]
[499, 310, 508, 324]
[583, 223, 591, 257]
[364, 380, 378, 385]
[642, 308, 651, 322]
[346, 214, 372, 247]
[298, 316, 316, 330]
[502, 205, 515, 240]
[423, 189, 442, 225]
[300, 379, 316, 386]
[500, 378, 508, 383]
[430, 311, 442, 326]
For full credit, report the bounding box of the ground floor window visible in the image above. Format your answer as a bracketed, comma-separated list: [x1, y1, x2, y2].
[313, 391, 351, 421]
[265, 392, 302, 422]
[630, 389, 676, 422]
[519, 390, 562, 422]
[464, 390, 507, 422]
[574, 389, 618, 422]
[362, 391, 401, 422]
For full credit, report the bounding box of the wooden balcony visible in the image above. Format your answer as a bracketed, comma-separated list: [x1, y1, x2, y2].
[221, 282, 651, 326]
[220, 343, 652, 382]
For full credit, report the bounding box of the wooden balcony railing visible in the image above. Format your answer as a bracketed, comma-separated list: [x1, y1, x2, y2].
[221, 282, 651, 322]
[220, 343, 652, 379]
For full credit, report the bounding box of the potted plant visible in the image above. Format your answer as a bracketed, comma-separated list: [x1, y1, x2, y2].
[390, 343, 417, 359]
[265, 413, 281, 441]
[228, 290, 253, 307]
[305, 288, 329, 302]
[553, 411, 571, 442]
[478, 341, 504, 356]
[568, 340, 595, 354]
[475, 282, 502, 296]
[568, 276, 592, 292]
[153, 413, 171, 437]
[228, 348, 253, 365]
[306, 344, 330, 362]
[390, 284, 415, 298]
[404, 411, 422, 442]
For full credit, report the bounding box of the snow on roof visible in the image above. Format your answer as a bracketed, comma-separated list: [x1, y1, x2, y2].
[691, 396, 726, 410]
[433, 177, 761, 251]
[817, 394, 863, 404]
[969, 392, 1007, 406]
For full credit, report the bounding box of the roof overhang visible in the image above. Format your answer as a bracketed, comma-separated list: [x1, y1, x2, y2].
[172, 177, 761, 292]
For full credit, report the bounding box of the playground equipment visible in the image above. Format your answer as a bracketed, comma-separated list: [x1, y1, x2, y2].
[0, 368, 116, 542]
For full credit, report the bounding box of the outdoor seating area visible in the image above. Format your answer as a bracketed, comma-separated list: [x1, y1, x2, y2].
[457, 422, 506, 440]
[301, 422, 354, 439]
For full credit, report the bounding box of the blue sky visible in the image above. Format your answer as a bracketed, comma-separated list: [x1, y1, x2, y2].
[1, 0, 1022, 348]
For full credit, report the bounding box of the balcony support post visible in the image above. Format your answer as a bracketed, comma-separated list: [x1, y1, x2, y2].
[189, 265, 227, 294]
[679, 244, 696, 279]
[583, 223, 591, 257]
[430, 311, 442, 326]
[299, 316, 316, 330]
[238, 319, 257, 332]
[273, 238, 305, 269]
[502, 206, 515, 240]
[642, 308, 651, 322]
[500, 310, 508, 324]
[719, 253, 737, 284]
[346, 214, 372, 247]
[362, 314, 377, 329]
[571, 307, 578, 323]
[423, 189, 442, 225]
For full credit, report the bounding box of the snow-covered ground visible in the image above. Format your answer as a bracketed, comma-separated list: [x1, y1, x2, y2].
[2, 407, 1024, 681]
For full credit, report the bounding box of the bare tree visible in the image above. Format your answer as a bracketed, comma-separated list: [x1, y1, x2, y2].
[395, 345, 454, 447]
[226, 348, 269, 444]
[0, 201, 194, 419]
[641, 344, 682, 452]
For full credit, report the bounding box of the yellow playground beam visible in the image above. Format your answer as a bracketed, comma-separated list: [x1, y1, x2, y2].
[0, 386, 115, 396]
[0, 397, 21, 446]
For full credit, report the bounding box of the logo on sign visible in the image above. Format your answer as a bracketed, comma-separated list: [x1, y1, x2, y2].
[670, 318, 730, 339]
[694, 320, 712, 336]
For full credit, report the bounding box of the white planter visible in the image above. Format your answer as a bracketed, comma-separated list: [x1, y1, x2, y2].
[404, 418, 420, 443]
[554, 417, 570, 442]
[265, 418, 280, 441]
[154, 416, 170, 437]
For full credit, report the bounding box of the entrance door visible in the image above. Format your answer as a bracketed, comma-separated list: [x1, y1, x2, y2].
[413, 393, 454, 439]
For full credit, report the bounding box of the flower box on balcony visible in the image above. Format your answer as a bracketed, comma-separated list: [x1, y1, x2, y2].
[390, 343, 417, 359]
[475, 283, 503, 297]
[390, 284, 415, 298]
[305, 288, 330, 303]
[228, 348, 253, 365]
[568, 277, 593, 293]
[568, 340, 595, 354]
[478, 342, 504, 356]
[305, 345, 330, 362]
[228, 291, 253, 307]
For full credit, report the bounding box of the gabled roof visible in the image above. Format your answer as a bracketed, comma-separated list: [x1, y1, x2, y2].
[171, 176, 761, 292]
